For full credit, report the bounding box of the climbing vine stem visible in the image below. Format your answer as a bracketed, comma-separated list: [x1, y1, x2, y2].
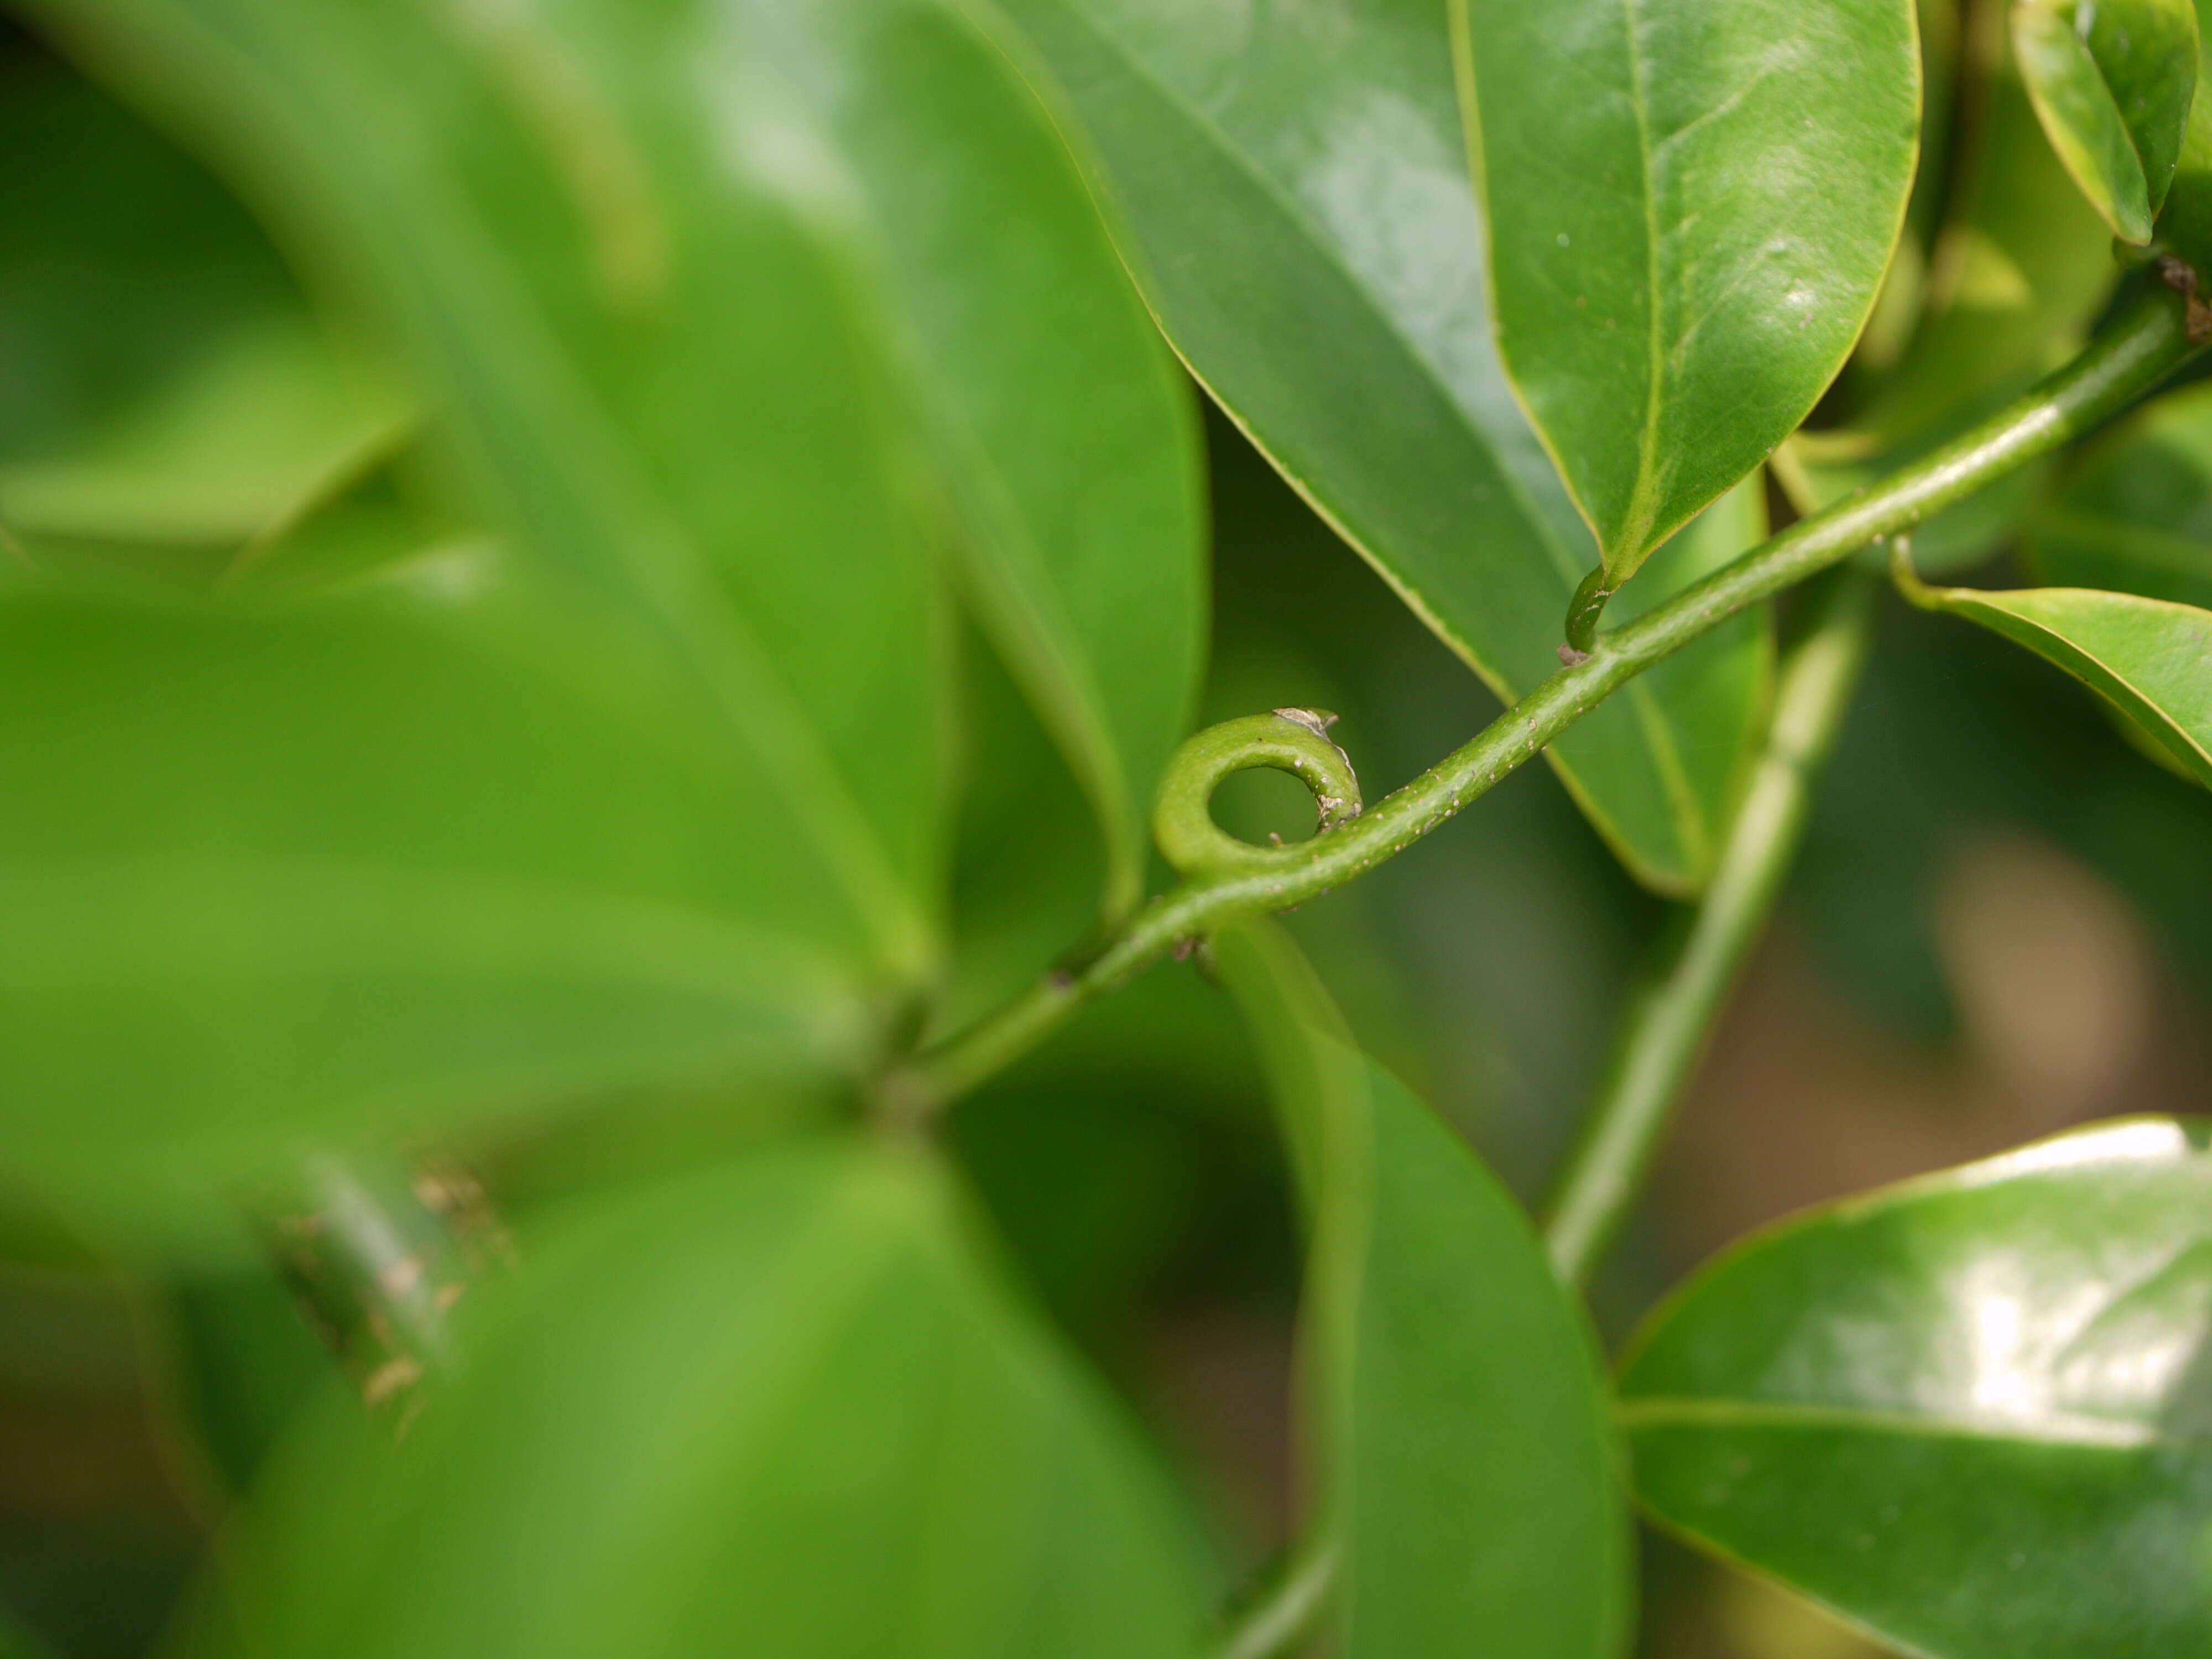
[1541, 565, 1876, 1286]
[886, 286, 2199, 1120]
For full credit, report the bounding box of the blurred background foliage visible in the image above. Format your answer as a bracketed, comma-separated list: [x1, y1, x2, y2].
[6, 3, 2212, 1657]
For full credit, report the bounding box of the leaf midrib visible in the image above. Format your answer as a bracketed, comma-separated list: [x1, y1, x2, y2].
[1620, 0, 1669, 570]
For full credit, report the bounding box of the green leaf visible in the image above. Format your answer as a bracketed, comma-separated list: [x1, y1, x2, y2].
[1895, 550, 2212, 787]
[779, 1, 1206, 924]
[0, 56, 405, 548]
[0, 560, 878, 1252]
[2013, 0, 2199, 243]
[1452, 0, 1920, 582]
[59, 0, 958, 980]
[998, 0, 1772, 895]
[2027, 378, 2212, 607]
[181, 1140, 1209, 1659]
[65, 0, 1204, 942]
[1620, 1117, 2212, 1659]
[1215, 921, 1631, 1657]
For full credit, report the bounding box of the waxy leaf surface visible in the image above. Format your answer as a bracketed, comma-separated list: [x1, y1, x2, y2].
[184, 1142, 1209, 1658]
[1621, 1118, 2212, 1658]
[1900, 561, 2212, 788]
[2013, 0, 2198, 243]
[2028, 378, 2212, 608]
[1218, 922, 1631, 1658]
[1453, 0, 1919, 581]
[0, 559, 879, 1253]
[999, 0, 1770, 894]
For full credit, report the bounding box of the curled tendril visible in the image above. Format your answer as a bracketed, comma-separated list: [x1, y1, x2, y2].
[1151, 707, 1363, 879]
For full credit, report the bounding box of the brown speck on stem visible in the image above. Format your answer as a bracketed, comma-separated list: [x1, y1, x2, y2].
[2157, 255, 2212, 342]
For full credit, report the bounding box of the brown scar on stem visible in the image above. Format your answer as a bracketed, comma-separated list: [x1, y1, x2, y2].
[2157, 256, 2212, 342]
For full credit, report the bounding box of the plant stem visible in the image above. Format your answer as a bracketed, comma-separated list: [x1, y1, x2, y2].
[895, 286, 2197, 1115]
[1542, 567, 1876, 1287]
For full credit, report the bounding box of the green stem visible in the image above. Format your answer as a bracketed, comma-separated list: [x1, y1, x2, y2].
[1541, 567, 1876, 1287]
[897, 287, 2196, 1115]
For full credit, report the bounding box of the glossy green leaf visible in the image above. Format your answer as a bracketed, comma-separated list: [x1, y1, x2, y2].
[2013, 0, 2198, 243]
[1452, 0, 1920, 582]
[1217, 921, 1631, 1657]
[998, 0, 1771, 895]
[182, 1140, 1209, 1659]
[0, 557, 876, 1252]
[2028, 378, 2212, 607]
[0, 56, 404, 547]
[1620, 1117, 2212, 1658]
[1896, 554, 2212, 787]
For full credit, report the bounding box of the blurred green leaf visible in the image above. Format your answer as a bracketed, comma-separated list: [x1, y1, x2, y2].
[0, 1608, 56, 1659]
[931, 623, 1104, 1040]
[1848, 14, 2119, 446]
[0, 559, 879, 1251]
[184, 1140, 1210, 1659]
[2028, 379, 2212, 606]
[1854, 0, 1968, 382]
[1778, 19, 2121, 576]
[61, 0, 1206, 947]
[1452, 0, 1918, 583]
[2013, 0, 2198, 243]
[1216, 921, 1631, 1657]
[0, 58, 405, 550]
[1620, 1117, 2212, 1659]
[162, 1262, 337, 1494]
[786, 0, 1205, 924]
[1897, 552, 2212, 787]
[59, 0, 964, 980]
[999, 0, 1771, 895]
